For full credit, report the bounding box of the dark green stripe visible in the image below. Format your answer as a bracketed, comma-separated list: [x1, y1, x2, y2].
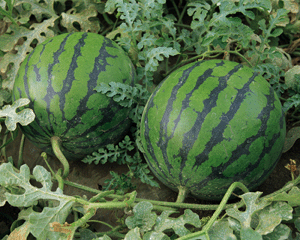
[177, 62, 243, 184]
[142, 61, 203, 186]
[13, 32, 136, 160]
[189, 84, 283, 196]
[61, 35, 119, 139]
[141, 59, 286, 199]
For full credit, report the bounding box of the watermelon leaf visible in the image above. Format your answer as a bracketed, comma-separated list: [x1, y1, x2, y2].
[15, 0, 58, 22]
[95, 82, 137, 108]
[95, 83, 150, 108]
[187, 2, 210, 30]
[125, 201, 202, 238]
[285, 66, 300, 91]
[263, 224, 291, 239]
[129, 155, 160, 188]
[0, 18, 57, 90]
[82, 135, 135, 165]
[104, 0, 179, 86]
[126, 201, 157, 234]
[254, 202, 293, 235]
[187, 0, 271, 50]
[98, 235, 113, 240]
[283, 127, 300, 153]
[0, 98, 35, 132]
[143, 47, 179, 72]
[208, 219, 237, 240]
[0, 185, 6, 207]
[283, 94, 300, 113]
[270, 186, 300, 207]
[0, 0, 17, 25]
[79, 228, 98, 239]
[103, 171, 136, 195]
[253, 63, 286, 96]
[116, 0, 139, 31]
[154, 209, 201, 237]
[223, 192, 294, 239]
[0, 88, 12, 107]
[82, 133, 159, 191]
[143, 231, 170, 240]
[226, 192, 270, 228]
[124, 228, 143, 240]
[95, 82, 150, 123]
[61, 5, 100, 33]
[0, 163, 74, 239]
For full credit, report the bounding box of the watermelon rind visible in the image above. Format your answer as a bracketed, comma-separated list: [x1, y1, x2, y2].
[140, 59, 286, 200]
[13, 32, 136, 160]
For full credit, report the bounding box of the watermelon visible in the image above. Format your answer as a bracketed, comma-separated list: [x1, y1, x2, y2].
[140, 60, 286, 201]
[13, 32, 136, 161]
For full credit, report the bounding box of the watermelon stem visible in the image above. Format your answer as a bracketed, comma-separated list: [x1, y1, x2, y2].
[51, 136, 70, 179]
[17, 133, 25, 168]
[176, 182, 249, 240]
[176, 186, 189, 203]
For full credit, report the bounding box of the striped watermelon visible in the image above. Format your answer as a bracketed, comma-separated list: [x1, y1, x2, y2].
[140, 60, 286, 201]
[13, 32, 136, 160]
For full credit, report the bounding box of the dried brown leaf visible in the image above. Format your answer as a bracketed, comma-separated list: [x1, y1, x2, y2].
[7, 221, 30, 240]
[50, 221, 72, 234]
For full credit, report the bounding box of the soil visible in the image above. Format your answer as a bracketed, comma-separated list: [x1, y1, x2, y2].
[0, 128, 298, 238]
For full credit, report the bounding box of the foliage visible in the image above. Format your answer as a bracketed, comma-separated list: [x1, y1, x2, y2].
[0, 162, 137, 239]
[0, 98, 34, 132]
[0, 0, 300, 239]
[0, 162, 300, 239]
[0, 0, 103, 91]
[94, 83, 150, 124]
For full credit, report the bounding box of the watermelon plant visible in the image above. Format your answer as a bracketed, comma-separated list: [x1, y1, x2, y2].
[140, 59, 286, 201]
[12, 32, 136, 176]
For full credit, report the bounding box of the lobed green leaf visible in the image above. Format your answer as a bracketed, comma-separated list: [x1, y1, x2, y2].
[125, 201, 157, 234]
[0, 98, 35, 132]
[154, 209, 201, 237]
[208, 219, 237, 240]
[0, 163, 74, 239]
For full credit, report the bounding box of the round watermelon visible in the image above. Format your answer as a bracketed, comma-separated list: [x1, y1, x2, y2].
[140, 60, 286, 201]
[13, 32, 136, 160]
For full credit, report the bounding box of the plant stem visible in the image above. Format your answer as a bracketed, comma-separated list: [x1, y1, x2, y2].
[0, 129, 18, 151]
[166, 49, 253, 76]
[55, 169, 64, 190]
[89, 190, 115, 202]
[1, 132, 7, 160]
[170, 0, 180, 22]
[17, 133, 25, 168]
[176, 182, 249, 240]
[264, 173, 300, 201]
[51, 136, 70, 179]
[102, 12, 114, 25]
[71, 207, 97, 230]
[176, 186, 189, 203]
[63, 178, 243, 210]
[86, 191, 137, 210]
[178, 2, 189, 25]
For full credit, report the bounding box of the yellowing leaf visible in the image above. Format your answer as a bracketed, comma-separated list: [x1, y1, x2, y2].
[0, 17, 57, 90]
[61, 5, 100, 33]
[8, 221, 31, 240]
